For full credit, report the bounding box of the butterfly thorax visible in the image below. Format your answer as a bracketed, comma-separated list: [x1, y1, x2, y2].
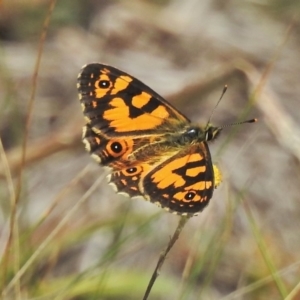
[171, 124, 222, 146]
[128, 124, 222, 165]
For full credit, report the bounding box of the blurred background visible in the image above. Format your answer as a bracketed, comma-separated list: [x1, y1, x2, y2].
[1, 0, 300, 299]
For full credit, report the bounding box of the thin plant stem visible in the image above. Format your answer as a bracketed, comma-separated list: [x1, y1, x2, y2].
[143, 215, 190, 300]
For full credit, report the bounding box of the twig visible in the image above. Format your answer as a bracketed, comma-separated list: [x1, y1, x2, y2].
[143, 215, 190, 300]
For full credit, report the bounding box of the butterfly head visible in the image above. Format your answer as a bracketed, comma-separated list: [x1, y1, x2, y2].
[181, 124, 222, 144]
[204, 124, 222, 141]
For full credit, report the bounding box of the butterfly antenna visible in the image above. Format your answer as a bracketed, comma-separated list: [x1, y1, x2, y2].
[206, 85, 257, 129]
[205, 85, 228, 130]
[222, 118, 258, 128]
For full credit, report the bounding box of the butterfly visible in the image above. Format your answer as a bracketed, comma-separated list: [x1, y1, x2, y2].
[77, 63, 253, 216]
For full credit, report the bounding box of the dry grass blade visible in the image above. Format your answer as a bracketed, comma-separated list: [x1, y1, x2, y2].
[14, 0, 57, 208]
[221, 259, 300, 299]
[243, 201, 288, 298]
[167, 63, 240, 108]
[285, 280, 300, 300]
[0, 124, 81, 179]
[143, 216, 189, 300]
[0, 0, 58, 297]
[235, 21, 300, 162]
[0, 138, 17, 295]
[238, 60, 300, 162]
[2, 173, 105, 297]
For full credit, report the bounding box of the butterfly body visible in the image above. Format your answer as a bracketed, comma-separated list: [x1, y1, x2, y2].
[77, 63, 222, 216]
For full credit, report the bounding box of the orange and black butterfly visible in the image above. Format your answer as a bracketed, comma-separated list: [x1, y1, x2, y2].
[77, 63, 254, 216]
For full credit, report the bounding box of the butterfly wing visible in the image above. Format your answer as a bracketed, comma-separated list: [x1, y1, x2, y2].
[82, 123, 165, 169]
[77, 63, 190, 137]
[142, 142, 215, 215]
[108, 162, 152, 198]
[108, 142, 216, 215]
[77, 63, 190, 168]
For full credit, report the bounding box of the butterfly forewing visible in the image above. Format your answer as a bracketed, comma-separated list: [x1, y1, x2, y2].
[77, 63, 190, 137]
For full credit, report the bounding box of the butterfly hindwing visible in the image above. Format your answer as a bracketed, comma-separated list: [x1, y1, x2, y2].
[142, 143, 215, 214]
[106, 143, 215, 215]
[108, 162, 152, 198]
